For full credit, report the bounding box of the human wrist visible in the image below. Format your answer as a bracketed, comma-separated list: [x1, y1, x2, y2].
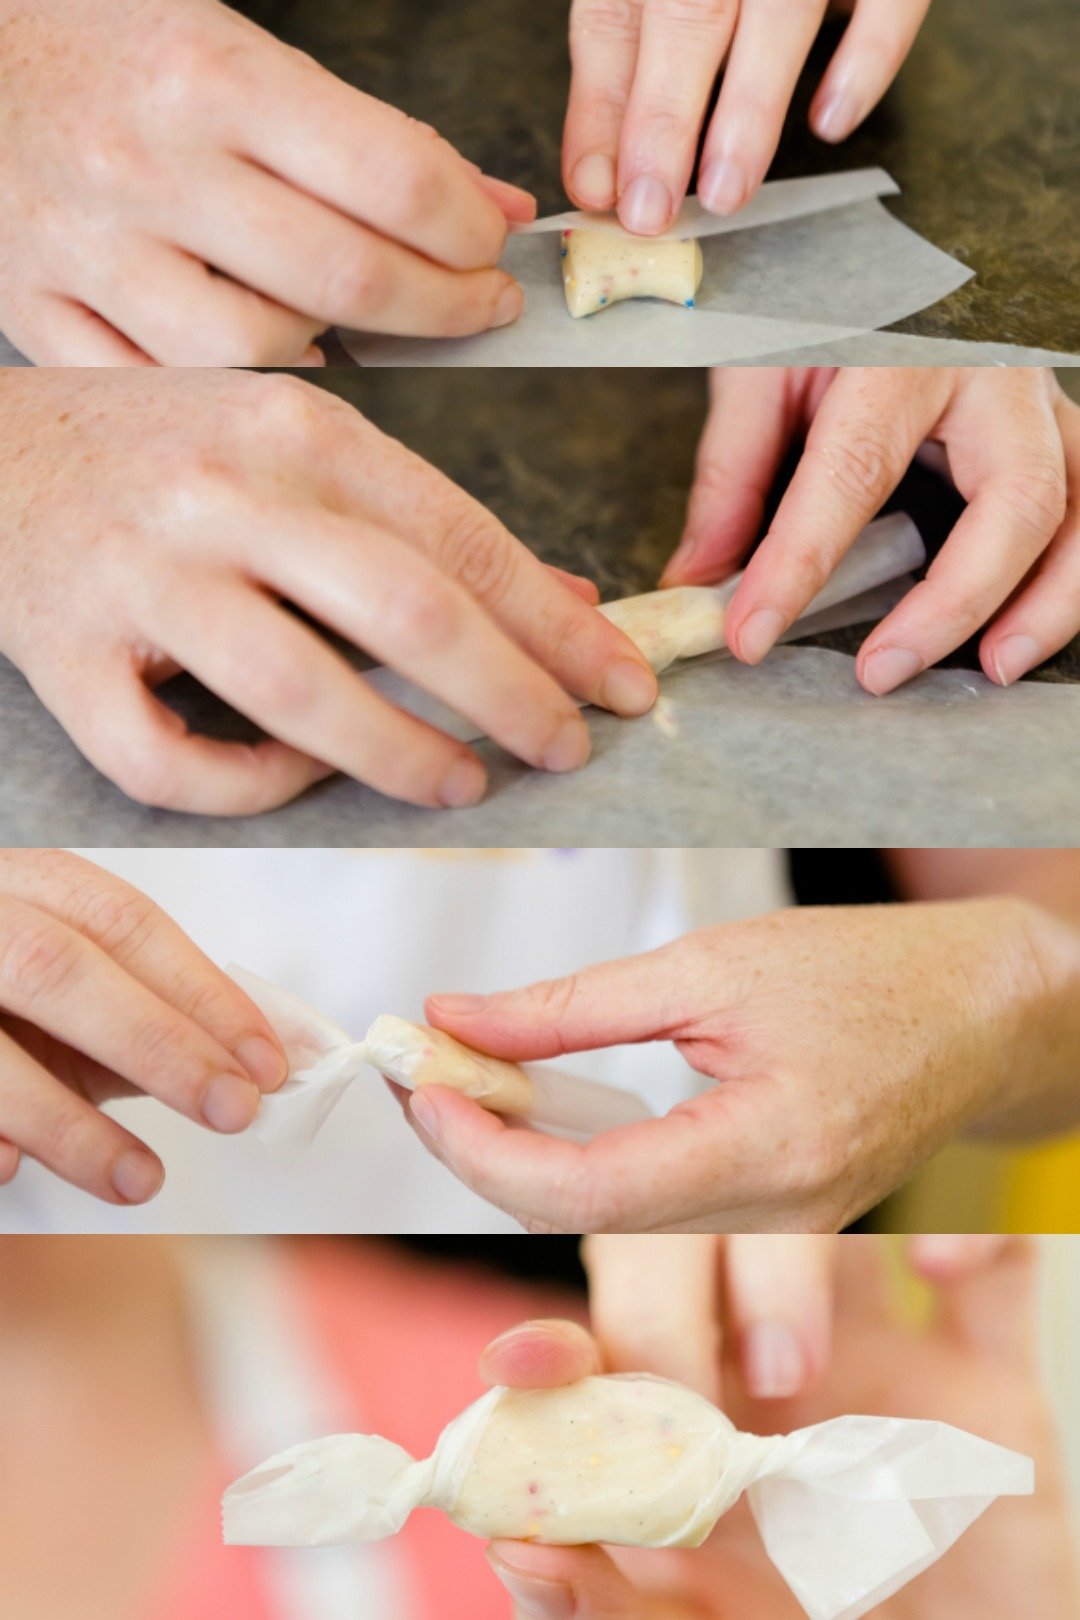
[968, 896, 1080, 1138]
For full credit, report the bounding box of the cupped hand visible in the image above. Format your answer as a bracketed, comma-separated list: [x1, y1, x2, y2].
[665, 367, 1080, 694]
[0, 369, 657, 815]
[482, 1238, 1079, 1620]
[405, 900, 1080, 1231]
[0, 0, 535, 365]
[0, 849, 292, 1204]
[564, 1, 931, 234]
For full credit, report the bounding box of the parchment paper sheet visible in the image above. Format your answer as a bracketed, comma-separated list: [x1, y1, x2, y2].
[343, 170, 974, 367]
[1, 644, 1076, 847]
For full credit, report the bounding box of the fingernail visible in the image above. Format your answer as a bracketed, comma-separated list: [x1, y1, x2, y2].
[439, 756, 487, 809]
[492, 280, 525, 329]
[619, 174, 673, 235]
[814, 90, 858, 143]
[542, 716, 591, 774]
[111, 1149, 165, 1205]
[991, 633, 1042, 687]
[201, 1073, 261, 1134]
[659, 534, 700, 585]
[236, 1035, 288, 1094]
[699, 155, 748, 215]
[571, 151, 616, 209]
[911, 1235, 972, 1269]
[861, 645, 924, 696]
[408, 1090, 440, 1143]
[745, 1322, 805, 1399]
[737, 607, 786, 664]
[488, 1562, 575, 1619]
[601, 658, 657, 716]
[428, 993, 489, 1016]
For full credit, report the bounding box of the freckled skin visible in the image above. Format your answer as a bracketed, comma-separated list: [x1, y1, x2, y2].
[425, 881, 1080, 1234]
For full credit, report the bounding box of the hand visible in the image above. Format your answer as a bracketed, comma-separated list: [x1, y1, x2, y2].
[482, 1238, 1080, 1620]
[564, 1, 931, 233]
[0, 849, 290, 1204]
[0, 370, 657, 814]
[664, 368, 1080, 694]
[0, 0, 535, 365]
[405, 900, 1080, 1231]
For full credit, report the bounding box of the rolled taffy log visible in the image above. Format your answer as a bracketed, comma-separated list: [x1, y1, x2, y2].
[561, 228, 704, 317]
[229, 966, 651, 1150]
[600, 511, 926, 676]
[224, 1373, 1033, 1620]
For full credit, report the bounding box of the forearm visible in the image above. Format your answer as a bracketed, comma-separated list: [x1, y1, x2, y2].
[885, 848, 1080, 929]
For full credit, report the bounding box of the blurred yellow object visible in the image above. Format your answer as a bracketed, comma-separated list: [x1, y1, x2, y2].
[877, 1133, 1080, 1235]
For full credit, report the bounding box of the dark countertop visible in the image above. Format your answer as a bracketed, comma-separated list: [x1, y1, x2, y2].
[235, 0, 1080, 355]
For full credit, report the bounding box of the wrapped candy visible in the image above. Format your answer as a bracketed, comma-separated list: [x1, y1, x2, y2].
[230, 966, 651, 1150]
[561, 228, 704, 318]
[598, 511, 925, 675]
[223, 1373, 1034, 1620]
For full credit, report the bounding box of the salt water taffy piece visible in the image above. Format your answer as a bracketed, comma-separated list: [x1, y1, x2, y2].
[562, 228, 704, 317]
[223, 1374, 1034, 1620]
[228, 966, 651, 1150]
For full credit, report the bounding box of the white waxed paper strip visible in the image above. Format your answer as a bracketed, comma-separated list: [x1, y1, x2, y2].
[223, 1374, 1034, 1620]
[229, 966, 651, 1150]
[359, 512, 925, 745]
[341, 169, 972, 367]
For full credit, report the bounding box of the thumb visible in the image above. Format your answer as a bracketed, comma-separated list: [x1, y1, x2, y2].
[424, 940, 699, 1062]
[488, 1543, 705, 1620]
[910, 1236, 1041, 1365]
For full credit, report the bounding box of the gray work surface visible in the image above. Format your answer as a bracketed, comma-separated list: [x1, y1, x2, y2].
[1, 369, 1077, 849]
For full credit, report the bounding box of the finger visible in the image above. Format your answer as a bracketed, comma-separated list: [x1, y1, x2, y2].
[142, 574, 494, 809]
[238, 61, 512, 269]
[700, 0, 828, 215]
[548, 565, 602, 605]
[177, 159, 523, 338]
[0, 1138, 20, 1185]
[831, 1233, 898, 1329]
[86, 238, 326, 367]
[857, 377, 1066, 695]
[564, 0, 643, 211]
[0, 850, 289, 1093]
[245, 510, 599, 774]
[811, 0, 932, 144]
[981, 394, 1080, 686]
[725, 1235, 833, 1399]
[914, 1236, 1040, 1365]
[41, 663, 332, 816]
[480, 1319, 602, 1388]
[725, 369, 946, 666]
[0, 1026, 164, 1205]
[662, 368, 800, 585]
[474, 172, 539, 225]
[0, 895, 262, 1133]
[425, 941, 692, 1061]
[583, 1235, 722, 1399]
[617, 0, 738, 234]
[406, 1083, 757, 1234]
[316, 429, 654, 714]
[489, 1542, 702, 1620]
[21, 294, 156, 366]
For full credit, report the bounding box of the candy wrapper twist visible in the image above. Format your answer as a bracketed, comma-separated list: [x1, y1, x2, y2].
[229, 966, 651, 1149]
[223, 1373, 1033, 1620]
